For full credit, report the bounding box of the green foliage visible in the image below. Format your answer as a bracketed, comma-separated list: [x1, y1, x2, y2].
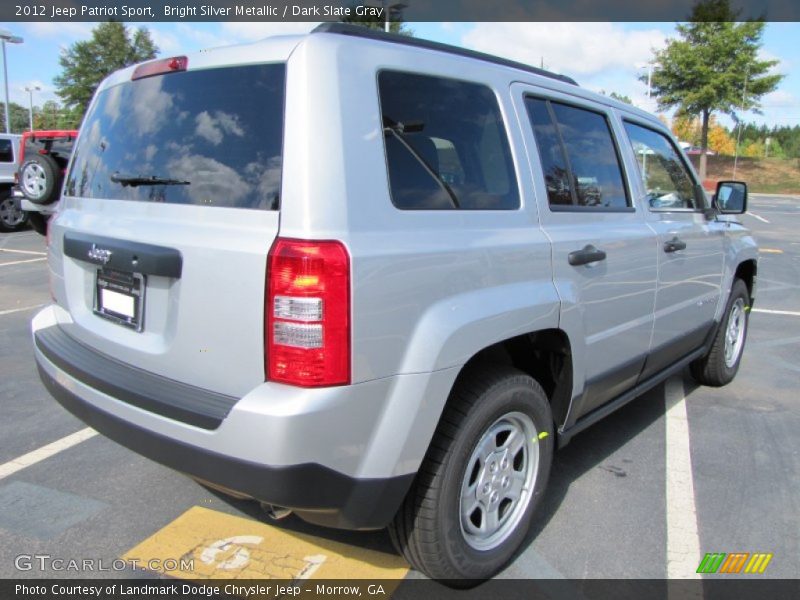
[646, 0, 784, 177]
[54, 22, 158, 119]
[33, 100, 82, 130]
[736, 122, 800, 158]
[599, 90, 633, 105]
[0, 102, 33, 133]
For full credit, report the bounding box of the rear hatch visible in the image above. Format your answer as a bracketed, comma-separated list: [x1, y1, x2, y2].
[51, 55, 287, 398]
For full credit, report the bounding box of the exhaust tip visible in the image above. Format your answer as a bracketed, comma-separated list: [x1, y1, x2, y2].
[260, 502, 293, 520]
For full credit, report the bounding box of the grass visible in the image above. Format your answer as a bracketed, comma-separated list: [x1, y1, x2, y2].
[688, 155, 800, 194]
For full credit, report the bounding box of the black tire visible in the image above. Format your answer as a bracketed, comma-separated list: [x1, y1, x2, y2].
[27, 211, 49, 236]
[20, 153, 61, 205]
[690, 279, 750, 387]
[388, 365, 553, 585]
[0, 189, 29, 232]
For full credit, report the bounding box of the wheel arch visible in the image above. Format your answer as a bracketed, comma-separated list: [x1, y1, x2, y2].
[734, 259, 757, 304]
[448, 328, 574, 431]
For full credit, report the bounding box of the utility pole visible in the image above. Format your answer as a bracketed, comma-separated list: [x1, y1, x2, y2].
[733, 65, 749, 179]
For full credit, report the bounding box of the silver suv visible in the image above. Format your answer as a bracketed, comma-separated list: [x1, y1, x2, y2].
[33, 24, 757, 583]
[0, 133, 27, 232]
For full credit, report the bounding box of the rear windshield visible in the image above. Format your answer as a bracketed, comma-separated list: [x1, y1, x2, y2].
[65, 63, 285, 210]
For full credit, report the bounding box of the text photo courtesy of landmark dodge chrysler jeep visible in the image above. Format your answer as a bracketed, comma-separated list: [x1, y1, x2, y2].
[31, 24, 757, 584]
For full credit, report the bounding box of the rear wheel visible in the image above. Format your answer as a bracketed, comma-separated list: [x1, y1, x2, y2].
[20, 154, 61, 205]
[0, 190, 28, 232]
[388, 365, 553, 585]
[690, 279, 750, 386]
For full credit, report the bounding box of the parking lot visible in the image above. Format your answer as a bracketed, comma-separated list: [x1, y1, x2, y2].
[0, 195, 798, 584]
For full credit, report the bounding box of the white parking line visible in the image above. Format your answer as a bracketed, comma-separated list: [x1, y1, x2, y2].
[752, 308, 800, 317]
[664, 376, 701, 580]
[0, 248, 47, 256]
[0, 257, 47, 267]
[746, 212, 770, 223]
[0, 304, 45, 316]
[0, 428, 98, 480]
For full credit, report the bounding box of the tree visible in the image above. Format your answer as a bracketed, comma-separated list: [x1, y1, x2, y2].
[341, 2, 414, 35]
[707, 118, 735, 155]
[54, 22, 158, 119]
[0, 102, 31, 133]
[599, 90, 633, 105]
[672, 114, 701, 145]
[645, 0, 783, 179]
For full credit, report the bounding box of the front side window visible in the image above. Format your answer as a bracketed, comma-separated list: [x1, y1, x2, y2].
[526, 98, 630, 210]
[623, 122, 697, 210]
[65, 64, 285, 210]
[378, 71, 519, 210]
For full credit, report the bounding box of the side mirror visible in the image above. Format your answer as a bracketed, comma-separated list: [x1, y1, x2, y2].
[714, 181, 747, 214]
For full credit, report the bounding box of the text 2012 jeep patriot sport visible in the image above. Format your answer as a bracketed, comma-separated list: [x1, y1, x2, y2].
[33, 24, 757, 583]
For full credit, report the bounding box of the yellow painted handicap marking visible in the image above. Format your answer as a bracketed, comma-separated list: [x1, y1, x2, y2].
[122, 506, 409, 580]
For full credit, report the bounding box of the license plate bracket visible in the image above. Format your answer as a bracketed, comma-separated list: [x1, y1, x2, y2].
[94, 268, 145, 332]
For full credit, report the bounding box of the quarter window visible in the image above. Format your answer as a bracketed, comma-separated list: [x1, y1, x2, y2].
[0, 139, 13, 163]
[526, 98, 630, 210]
[378, 71, 519, 210]
[623, 122, 698, 210]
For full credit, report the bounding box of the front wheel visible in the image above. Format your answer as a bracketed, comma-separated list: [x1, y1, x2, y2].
[388, 365, 553, 585]
[690, 279, 750, 387]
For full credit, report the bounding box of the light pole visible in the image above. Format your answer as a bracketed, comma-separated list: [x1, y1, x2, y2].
[732, 65, 749, 179]
[25, 85, 40, 131]
[635, 62, 659, 110]
[0, 29, 24, 134]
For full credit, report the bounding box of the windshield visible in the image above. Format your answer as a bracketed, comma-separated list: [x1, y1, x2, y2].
[65, 63, 285, 210]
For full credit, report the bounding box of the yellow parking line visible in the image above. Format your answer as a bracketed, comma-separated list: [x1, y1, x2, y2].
[758, 248, 783, 254]
[122, 506, 408, 580]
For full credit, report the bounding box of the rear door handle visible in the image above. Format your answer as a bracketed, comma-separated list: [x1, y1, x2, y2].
[664, 237, 687, 253]
[568, 244, 607, 266]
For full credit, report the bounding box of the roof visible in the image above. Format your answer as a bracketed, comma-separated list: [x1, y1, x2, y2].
[312, 23, 579, 87]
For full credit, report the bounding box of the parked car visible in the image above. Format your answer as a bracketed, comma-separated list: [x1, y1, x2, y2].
[684, 146, 716, 156]
[0, 133, 27, 232]
[32, 24, 757, 584]
[18, 129, 78, 235]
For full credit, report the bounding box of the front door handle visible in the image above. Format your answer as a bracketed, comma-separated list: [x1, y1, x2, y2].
[664, 237, 687, 253]
[568, 244, 607, 266]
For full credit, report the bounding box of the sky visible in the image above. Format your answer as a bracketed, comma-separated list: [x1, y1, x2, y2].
[1, 20, 798, 130]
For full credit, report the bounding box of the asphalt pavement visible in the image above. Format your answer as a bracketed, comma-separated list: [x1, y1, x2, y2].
[0, 195, 797, 584]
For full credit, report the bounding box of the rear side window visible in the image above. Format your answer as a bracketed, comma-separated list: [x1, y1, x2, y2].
[526, 98, 630, 210]
[0, 139, 12, 163]
[65, 64, 285, 210]
[378, 71, 519, 210]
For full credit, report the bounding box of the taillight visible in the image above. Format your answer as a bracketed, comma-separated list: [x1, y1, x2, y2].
[266, 238, 350, 387]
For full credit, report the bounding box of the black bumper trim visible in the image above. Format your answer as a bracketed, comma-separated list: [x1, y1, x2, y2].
[35, 326, 237, 430]
[36, 358, 413, 531]
[63, 231, 183, 278]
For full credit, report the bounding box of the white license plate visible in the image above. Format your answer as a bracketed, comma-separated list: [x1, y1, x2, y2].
[94, 269, 145, 331]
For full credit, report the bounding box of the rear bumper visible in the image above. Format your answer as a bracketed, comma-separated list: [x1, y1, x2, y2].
[37, 363, 411, 529]
[31, 306, 459, 530]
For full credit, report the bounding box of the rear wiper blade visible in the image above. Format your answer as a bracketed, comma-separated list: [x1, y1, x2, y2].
[110, 173, 190, 187]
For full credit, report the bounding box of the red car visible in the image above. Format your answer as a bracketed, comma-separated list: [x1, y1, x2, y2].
[17, 129, 78, 235]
